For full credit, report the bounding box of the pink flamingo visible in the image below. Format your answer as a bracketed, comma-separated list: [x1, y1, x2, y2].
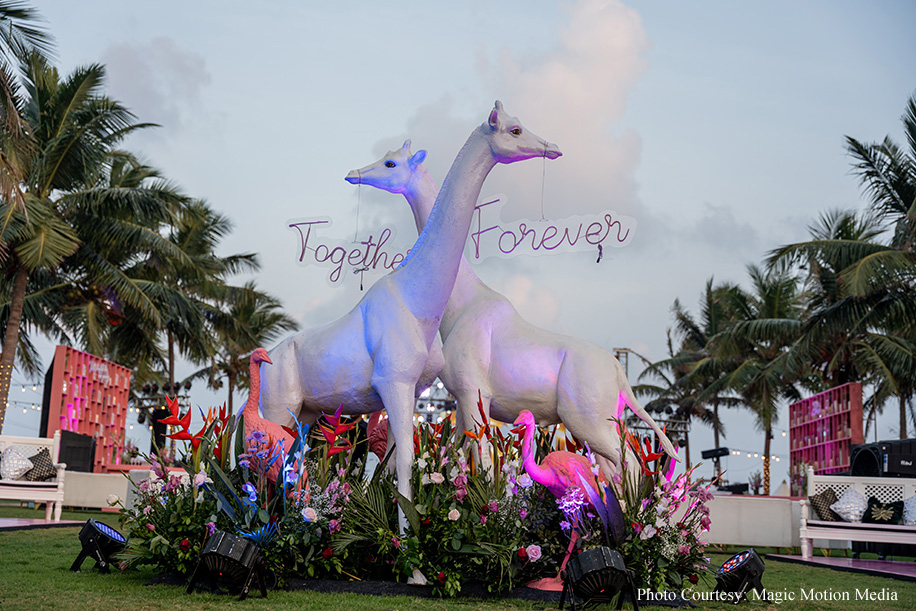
[514, 410, 608, 585]
[244, 348, 295, 482]
[514, 410, 607, 502]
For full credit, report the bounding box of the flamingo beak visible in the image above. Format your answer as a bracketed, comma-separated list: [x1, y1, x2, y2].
[263, 354, 273, 365]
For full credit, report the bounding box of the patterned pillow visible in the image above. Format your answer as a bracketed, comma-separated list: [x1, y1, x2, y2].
[904, 494, 916, 526]
[862, 496, 903, 525]
[23, 448, 56, 482]
[1, 446, 33, 480]
[830, 488, 868, 522]
[809, 488, 842, 521]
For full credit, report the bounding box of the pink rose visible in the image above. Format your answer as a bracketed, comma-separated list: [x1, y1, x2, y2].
[526, 545, 542, 561]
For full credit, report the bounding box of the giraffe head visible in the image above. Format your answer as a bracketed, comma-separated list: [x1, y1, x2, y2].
[344, 140, 427, 194]
[485, 101, 562, 164]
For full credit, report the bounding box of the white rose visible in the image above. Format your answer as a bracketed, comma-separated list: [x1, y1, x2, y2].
[106, 494, 119, 506]
[448, 509, 460, 521]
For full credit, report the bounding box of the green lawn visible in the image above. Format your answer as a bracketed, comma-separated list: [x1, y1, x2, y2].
[2, 505, 915, 610]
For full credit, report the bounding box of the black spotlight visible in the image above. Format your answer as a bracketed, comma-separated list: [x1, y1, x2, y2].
[186, 530, 269, 600]
[560, 546, 639, 610]
[70, 519, 126, 573]
[714, 548, 768, 603]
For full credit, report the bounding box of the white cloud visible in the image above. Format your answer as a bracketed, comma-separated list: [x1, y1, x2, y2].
[102, 37, 211, 135]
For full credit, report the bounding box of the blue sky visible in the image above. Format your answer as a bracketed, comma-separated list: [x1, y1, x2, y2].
[7, 0, 915, 489]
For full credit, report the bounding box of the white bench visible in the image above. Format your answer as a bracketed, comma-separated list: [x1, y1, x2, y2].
[799, 466, 916, 559]
[0, 431, 67, 521]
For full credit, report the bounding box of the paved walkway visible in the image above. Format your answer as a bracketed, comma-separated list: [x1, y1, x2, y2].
[767, 553, 916, 582]
[0, 517, 84, 532]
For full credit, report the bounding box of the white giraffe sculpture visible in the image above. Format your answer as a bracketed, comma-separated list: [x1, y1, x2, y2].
[345, 140, 678, 480]
[260, 102, 561, 525]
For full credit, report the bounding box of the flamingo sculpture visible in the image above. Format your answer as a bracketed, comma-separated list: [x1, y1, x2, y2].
[243, 348, 295, 482]
[514, 409, 612, 584]
[514, 410, 606, 502]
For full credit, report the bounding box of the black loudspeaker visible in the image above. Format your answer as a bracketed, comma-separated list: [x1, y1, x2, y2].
[59, 430, 96, 473]
[702, 447, 730, 459]
[850, 440, 916, 477]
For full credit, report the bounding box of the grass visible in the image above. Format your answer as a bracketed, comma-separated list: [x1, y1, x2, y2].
[2, 505, 916, 610]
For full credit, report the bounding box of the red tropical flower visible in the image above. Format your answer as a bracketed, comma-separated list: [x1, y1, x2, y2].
[318, 405, 358, 458]
[322, 547, 333, 559]
[438, 571, 446, 583]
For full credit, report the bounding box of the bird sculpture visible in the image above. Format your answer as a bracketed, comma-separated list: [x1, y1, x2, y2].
[514, 409, 611, 585]
[244, 348, 295, 482]
[514, 410, 607, 504]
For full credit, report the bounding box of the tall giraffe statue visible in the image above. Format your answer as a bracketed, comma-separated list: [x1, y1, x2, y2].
[259, 102, 561, 526]
[345, 140, 678, 480]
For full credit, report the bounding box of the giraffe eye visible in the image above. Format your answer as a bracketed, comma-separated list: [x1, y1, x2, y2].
[510, 128, 522, 136]
[385, 161, 396, 168]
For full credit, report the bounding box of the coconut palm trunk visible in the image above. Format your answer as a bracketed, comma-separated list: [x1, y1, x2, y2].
[0, 265, 28, 433]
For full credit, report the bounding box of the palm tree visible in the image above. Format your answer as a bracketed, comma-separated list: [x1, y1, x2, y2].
[0, 2, 54, 214]
[709, 266, 804, 495]
[0, 54, 170, 433]
[204, 281, 298, 412]
[766, 92, 916, 436]
[131, 198, 260, 391]
[843, 92, 916, 436]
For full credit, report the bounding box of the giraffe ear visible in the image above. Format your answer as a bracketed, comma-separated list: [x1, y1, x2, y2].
[409, 149, 426, 168]
[488, 107, 499, 131]
[402, 139, 412, 152]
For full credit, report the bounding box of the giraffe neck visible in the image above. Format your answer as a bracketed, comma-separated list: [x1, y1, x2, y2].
[393, 126, 496, 319]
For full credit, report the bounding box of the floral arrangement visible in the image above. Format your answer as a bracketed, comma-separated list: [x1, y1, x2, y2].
[607, 426, 714, 592]
[114, 395, 711, 596]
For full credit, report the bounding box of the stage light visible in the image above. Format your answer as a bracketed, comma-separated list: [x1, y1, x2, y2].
[186, 530, 270, 600]
[560, 546, 639, 610]
[714, 548, 768, 603]
[70, 519, 126, 573]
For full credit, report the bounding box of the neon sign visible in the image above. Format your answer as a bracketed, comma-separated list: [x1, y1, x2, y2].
[289, 196, 637, 286]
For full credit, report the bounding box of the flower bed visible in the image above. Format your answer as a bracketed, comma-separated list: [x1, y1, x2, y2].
[113, 399, 713, 598]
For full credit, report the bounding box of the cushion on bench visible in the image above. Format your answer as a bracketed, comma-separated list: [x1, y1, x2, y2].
[23, 448, 56, 481]
[862, 497, 904, 525]
[1, 446, 33, 480]
[809, 488, 843, 521]
[831, 487, 867, 522]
